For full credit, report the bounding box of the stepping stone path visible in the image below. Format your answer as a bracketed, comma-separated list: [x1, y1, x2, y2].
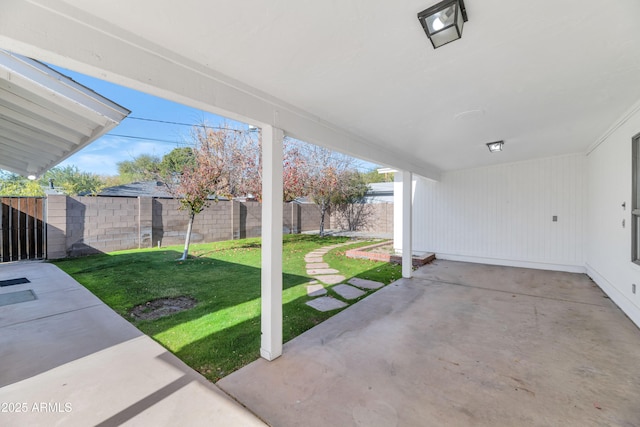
[304, 241, 386, 312]
[306, 283, 327, 297]
[306, 296, 347, 312]
[306, 268, 340, 275]
[347, 277, 385, 290]
[332, 284, 365, 300]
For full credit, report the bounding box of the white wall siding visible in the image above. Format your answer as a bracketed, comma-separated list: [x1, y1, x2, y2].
[586, 103, 640, 328]
[405, 154, 586, 271]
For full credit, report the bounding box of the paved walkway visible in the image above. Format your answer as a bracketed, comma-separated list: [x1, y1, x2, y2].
[218, 260, 640, 427]
[0, 262, 265, 427]
[303, 242, 385, 312]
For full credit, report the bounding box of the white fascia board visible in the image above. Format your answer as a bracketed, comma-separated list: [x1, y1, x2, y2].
[0, 0, 440, 181]
[0, 49, 130, 124]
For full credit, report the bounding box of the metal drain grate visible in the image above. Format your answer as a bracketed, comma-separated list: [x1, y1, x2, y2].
[0, 277, 31, 287]
[0, 289, 36, 307]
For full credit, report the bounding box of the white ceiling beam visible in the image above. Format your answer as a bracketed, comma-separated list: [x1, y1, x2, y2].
[0, 105, 83, 143]
[0, 139, 59, 163]
[0, 85, 96, 137]
[0, 119, 75, 152]
[0, 155, 28, 172]
[0, 0, 440, 180]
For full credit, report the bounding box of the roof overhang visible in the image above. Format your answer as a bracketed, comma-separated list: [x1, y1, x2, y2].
[0, 49, 130, 177]
[1, 1, 639, 180]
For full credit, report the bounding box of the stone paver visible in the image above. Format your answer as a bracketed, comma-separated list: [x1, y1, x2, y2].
[307, 252, 327, 257]
[303, 241, 384, 312]
[305, 297, 347, 312]
[332, 284, 365, 300]
[307, 268, 340, 275]
[348, 277, 385, 290]
[306, 263, 330, 269]
[314, 275, 346, 285]
[306, 284, 327, 297]
[323, 244, 344, 249]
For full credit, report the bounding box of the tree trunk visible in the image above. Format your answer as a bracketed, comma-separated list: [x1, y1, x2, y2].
[179, 212, 195, 260]
[319, 201, 326, 237]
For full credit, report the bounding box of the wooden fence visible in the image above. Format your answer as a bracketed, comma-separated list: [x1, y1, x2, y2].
[0, 197, 46, 262]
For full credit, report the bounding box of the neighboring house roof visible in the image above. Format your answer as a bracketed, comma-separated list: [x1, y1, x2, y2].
[0, 49, 130, 178]
[90, 181, 174, 198]
[292, 183, 394, 205]
[365, 182, 393, 204]
[89, 181, 228, 200]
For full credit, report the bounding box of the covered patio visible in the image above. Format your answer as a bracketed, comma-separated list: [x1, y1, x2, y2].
[1, 1, 640, 425]
[2, 260, 639, 425]
[218, 260, 640, 426]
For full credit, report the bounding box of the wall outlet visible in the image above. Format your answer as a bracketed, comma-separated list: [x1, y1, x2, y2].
[552, 216, 557, 222]
[633, 284, 636, 294]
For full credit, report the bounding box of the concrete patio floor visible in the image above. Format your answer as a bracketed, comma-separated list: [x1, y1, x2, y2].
[0, 262, 265, 427]
[218, 260, 640, 426]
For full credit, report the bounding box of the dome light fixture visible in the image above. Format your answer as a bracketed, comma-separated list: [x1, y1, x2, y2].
[417, 0, 468, 49]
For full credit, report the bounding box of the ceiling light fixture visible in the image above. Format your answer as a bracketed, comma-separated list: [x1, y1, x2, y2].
[417, 0, 468, 49]
[486, 141, 504, 152]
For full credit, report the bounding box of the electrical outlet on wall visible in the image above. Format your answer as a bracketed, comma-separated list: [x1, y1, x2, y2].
[633, 284, 636, 294]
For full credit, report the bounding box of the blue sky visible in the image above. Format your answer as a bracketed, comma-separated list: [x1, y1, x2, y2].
[52, 66, 248, 176]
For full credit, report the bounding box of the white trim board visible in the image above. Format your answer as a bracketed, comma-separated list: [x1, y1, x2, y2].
[586, 263, 640, 329]
[435, 253, 586, 274]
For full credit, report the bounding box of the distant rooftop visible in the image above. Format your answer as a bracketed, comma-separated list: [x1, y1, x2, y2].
[89, 181, 228, 200]
[365, 182, 393, 203]
[88, 181, 173, 198]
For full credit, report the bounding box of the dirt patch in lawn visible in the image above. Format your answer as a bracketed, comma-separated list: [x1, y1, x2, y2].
[129, 296, 197, 320]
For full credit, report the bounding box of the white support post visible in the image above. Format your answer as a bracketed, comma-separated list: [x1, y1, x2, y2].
[402, 170, 413, 278]
[260, 125, 284, 361]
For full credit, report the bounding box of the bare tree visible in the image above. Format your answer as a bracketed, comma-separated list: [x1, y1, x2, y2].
[294, 141, 355, 236]
[167, 124, 253, 260]
[167, 124, 310, 259]
[332, 171, 373, 231]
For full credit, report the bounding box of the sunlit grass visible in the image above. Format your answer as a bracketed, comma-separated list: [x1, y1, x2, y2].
[53, 234, 401, 381]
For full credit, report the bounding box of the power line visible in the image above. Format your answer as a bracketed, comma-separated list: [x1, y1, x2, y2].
[127, 116, 196, 127]
[106, 133, 187, 145]
[127, 116, 253, 132]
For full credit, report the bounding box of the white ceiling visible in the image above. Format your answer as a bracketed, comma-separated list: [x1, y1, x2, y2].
[0, 50, 129, 177]
[2, 0, 640, 176]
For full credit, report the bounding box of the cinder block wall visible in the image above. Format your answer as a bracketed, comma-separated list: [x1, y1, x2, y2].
[45, 196, 340, 259]
[45, 195, 67, 259]
[365, 203, 393, 233]
[299, 204, 324, 232]
[58, 196, 140, 257]
[47, 195, 140, 258]
[152, 198, 232, 247]
[329, 203, 393, 233]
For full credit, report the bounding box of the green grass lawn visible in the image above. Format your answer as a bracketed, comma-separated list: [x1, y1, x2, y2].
[52, 234, 400, 381]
